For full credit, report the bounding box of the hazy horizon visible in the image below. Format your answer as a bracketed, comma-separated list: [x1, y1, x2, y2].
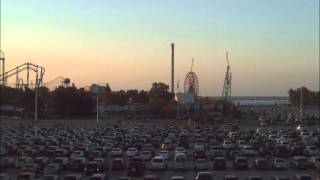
[1, 0, 319, 96]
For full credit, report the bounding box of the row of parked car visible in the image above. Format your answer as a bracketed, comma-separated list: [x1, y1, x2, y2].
[0, 122, 319, 179]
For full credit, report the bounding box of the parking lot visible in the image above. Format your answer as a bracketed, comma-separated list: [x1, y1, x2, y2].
[0, 112, 319, 180]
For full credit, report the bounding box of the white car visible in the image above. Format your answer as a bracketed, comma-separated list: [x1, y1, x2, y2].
[109, 148, 123, 157]
[126, 148, 138, 157]
[158, 149, 170, 160]
[150, 156, 167, 170]
[140, 151, 152, 161]
[272, 158, 287, 169]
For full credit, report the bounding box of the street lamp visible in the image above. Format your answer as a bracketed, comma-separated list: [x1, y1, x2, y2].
[34, 72, 38, 137]
[300, 87, 303, 123]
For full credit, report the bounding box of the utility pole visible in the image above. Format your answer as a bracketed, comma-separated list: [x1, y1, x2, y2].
[97, 88, 99, 125]
[34, 69, 38, 137]
[300, 87, 303, 123]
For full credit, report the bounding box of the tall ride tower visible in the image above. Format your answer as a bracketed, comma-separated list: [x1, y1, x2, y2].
[222, 52, 232, 99]
[171, 43, 175, 94]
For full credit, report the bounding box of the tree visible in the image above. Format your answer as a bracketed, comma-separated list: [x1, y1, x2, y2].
[48, 86, 95, 117]
[288, 87, 320, 106]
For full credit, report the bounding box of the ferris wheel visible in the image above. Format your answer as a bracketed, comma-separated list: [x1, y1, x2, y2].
[184, 58, 199, 97]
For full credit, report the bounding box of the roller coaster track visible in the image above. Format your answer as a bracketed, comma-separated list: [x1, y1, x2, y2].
[0, 62, 45, 88]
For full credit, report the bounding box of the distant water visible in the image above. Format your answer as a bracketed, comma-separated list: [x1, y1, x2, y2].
[210, 96, 289, 106]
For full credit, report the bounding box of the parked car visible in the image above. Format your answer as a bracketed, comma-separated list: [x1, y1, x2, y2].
[253, 158, 269, 170]
[43, 163, 61, 175]
[41, 175, 59, 180]
[85, 161, 105, 175]
[213, 157, 226, 170]
[195, 172, 214, 180]
[173, 153, 188, 171]
[194, 159, 209, 170]
[141, 151, 153, 161]
[89, 173, 110, 180]
[126, 148, 139, 157]
[294, 174, 312, 180]
[291, 156, 309, 169]
[150, 156, 167, 170]
[109, 148, 123, 157]
[143, 174, 160, 180]
[128, 156, 146, 177]
[0, 174, 11, 180]
[224, 175, 239, 180]
[272, 158, 288, 169]
[233, 156, 248, 170]
[0, 157, 15, 169]
[111, 158, 126, 171]
[16, 172, 36, 180]
[63, 174, 84, 180]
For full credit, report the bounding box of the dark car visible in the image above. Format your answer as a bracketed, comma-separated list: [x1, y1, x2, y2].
[274, 145, 290, 157]
[143, 174, 160, 180]
[213, 157, 226, 170]
[85, 161, 105, 175]
[224, 175, 239, 180]
[70, 158, 86, 172]
[111, 158, 126, 171]
[294, 174, 312, 180]
[228, 150, 242, 160]
[128, 156, 146, 177]
[0, 157, 15, 169]
[272, 175, 290, 180]
[259, 147, 272, 158]
[195, 172, 214, 180]
[253, 158, 269, 170]
[194, 150, 206, 160]
[233, 156, 248, 170]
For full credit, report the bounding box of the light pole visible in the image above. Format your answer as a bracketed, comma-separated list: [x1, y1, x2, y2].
[96, 88, 99, 125]
[34, 72, 38, 137]
[300, 87, 303, 123]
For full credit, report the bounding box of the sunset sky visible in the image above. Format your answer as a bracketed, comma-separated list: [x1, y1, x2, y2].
[1, 0, 319, 96]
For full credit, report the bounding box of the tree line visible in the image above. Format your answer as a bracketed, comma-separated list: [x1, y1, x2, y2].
[0, 82, 175, 118]
[288, 87, 320, 106]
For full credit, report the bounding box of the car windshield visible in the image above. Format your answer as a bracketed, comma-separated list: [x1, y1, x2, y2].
[299, 176, 312, 180]
[90, 177, 103, 180]
[153, 159, 163, 163]
[64, 177, 77, 180]
[198, 174, 213, 180]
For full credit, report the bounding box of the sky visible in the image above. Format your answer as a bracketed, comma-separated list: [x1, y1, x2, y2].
[1, 0, 319, 96]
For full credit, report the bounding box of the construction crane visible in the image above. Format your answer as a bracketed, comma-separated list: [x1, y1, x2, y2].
[222, 52, 232, 99]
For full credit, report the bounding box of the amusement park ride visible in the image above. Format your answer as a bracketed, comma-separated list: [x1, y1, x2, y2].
[222, 52, 232, 99]
[0, 50, 69, 89]
[184, 58, 199, 97]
